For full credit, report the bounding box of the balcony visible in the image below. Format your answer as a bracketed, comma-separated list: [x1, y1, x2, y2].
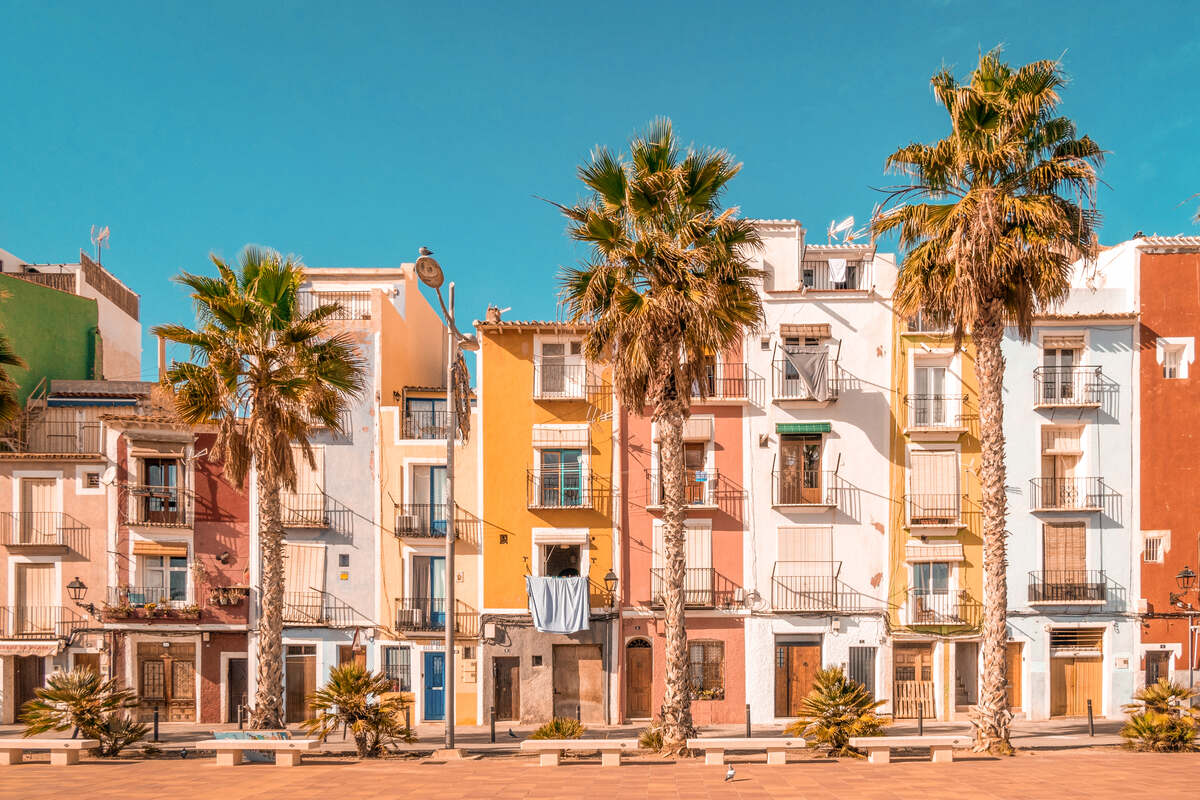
[533, 362, 593, 401]
[647, 470, 722, 508]
[402, 409, 448, 440]
[903, 395, 969, 439]
[1029, 477, 1107, 512]
[526, 469, 603, 511]
[394, 597, 477, 635]
[905, 493, 962, 529]
[298, 290, 372, 320]
[904, 309, 953, 333]
[10, 416, 103, 455]
[905, 589, 981, 628]
[689, 363, 762, 404]
[0, 511, 86, 551]
[281, 591, 364, 627]
[800, 259, 870, 292]
[771, 564, 869, 612]
[1028, 571, 1107, 604]
[395, 503, 449, 538]
[1033, 366, 1103, 408]
[772, 350, 839, 402]
[121, 484, 194, 527]
[103, 586, 199, 621]
[0, 605, 86, 640]
[772, 470, 840, 509]
[650, 567, 739, 608]
[282, 493, 330, 527]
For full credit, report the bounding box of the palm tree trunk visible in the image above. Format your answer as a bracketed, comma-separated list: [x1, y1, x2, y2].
[654, 394, 694, 754]
[971, 308, 1013, 754]
[251, 469, 286, 729]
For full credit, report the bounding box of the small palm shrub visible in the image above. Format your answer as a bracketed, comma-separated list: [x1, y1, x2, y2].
[529, 717, 585, 740]
[783, 667, 888, 757]
[20, 668, 148, 757]
[301, 664, 415, 757]
[1121, 679, 1198, 752]
[638, 719, 664, 750]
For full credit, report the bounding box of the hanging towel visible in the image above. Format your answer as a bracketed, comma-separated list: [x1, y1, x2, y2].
[784, 347, 830, 401]
[526, 575, 590, 634]
[827, 258, 847, 285]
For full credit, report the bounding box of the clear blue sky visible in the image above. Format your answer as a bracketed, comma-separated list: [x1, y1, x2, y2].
[2, 0, 1196, 378]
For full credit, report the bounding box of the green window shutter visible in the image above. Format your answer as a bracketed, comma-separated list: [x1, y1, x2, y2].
[775, 422, 832, 434]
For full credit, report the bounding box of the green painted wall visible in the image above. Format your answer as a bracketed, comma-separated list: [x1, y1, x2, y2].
[0, 274, 100, 403]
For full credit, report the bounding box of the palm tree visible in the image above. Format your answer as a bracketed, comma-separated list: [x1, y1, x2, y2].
[301, 663, 414, 757]
[0, 331, 26, 426]
[556, 119, 764, 753]
[871, 52, 1102, 754]
[153, 246, 365, 728]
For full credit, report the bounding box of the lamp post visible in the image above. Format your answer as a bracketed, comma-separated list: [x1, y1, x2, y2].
[414, 249, 478, 752]
[66, 576, 96, 617]
[1174, 566, 1198, 693]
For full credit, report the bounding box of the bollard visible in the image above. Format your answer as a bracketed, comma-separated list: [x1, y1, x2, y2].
[745, 704, 751, 738]
[490, 706, 496, 744]
[917, 702, 924, 736]
[1087, 699, 1095, 736]
[576, 703, 581, 722]
[405, 706, 412, 731]
[153, 707, 160, 742]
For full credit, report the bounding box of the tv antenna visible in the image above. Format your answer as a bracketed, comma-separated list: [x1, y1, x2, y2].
[90, 225, 111, 264]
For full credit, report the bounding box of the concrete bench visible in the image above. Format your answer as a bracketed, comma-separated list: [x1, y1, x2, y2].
[849, 735, 970, 764]
[193, 737, 320, 767]
[686, 737, 807, 765]
[520, 739, 638, 767]
[0, 738, 99, 766]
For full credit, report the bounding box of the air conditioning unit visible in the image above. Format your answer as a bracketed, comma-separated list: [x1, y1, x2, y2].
[396, 514, 420, 533]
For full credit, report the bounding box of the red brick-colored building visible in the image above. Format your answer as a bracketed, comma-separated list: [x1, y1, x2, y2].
[1138, 237, 1200, 688]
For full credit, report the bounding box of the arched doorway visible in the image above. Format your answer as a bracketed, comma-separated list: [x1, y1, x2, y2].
[625, 638, 652, 720]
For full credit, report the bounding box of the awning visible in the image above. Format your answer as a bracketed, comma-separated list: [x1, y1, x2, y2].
[132, 541, 189, 557]
[776, 422, 832, 435]
[127, 439, 188, 458]
[905, 541, 966, 563]
[781, 323, 832, 340]
[531, 425, 589, 448]
[1044, 335, 1085, 350]
[0, 642, 61, 657]
[655, 417, 714, 442]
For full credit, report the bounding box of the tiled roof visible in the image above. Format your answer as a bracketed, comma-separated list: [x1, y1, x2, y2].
[1138, 235, 1200, 248]
[474, 320, 589, 333]
[48, 380, 155, 398]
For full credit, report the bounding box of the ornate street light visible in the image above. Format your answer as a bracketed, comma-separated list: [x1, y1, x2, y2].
[1177, 566, 1197, 592]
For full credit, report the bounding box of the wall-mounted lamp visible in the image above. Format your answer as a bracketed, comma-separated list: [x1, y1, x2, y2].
[603, 569, 618, 609]
[66, 576, 97, 617]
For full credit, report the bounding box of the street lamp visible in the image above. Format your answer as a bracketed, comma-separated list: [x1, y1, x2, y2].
[66, 576, 96, 617]
[603, 569, 618, 609]
[1172, 566, 1198, 695]
[414, 248, 477, 753]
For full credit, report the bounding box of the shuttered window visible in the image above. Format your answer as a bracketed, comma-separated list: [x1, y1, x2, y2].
[909, 450, 959, 522]
[652, 522, 712, 571]
[1043, 523, 1086, 573]
[1041, 426, 1083, 455]
[777, 526, 832, 575]
[284, 542, 326, 596]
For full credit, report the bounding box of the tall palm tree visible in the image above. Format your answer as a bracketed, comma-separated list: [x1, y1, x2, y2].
[0, 331, 27, 426]
[872, 52, 1102, 754]
[557, 119, 763, 753]
[153, 246, 365, 728]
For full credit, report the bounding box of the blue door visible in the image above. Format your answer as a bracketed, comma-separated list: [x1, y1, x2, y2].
[424, 651, 445, 721]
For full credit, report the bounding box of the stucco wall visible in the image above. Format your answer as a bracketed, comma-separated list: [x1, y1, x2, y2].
[0, 273, 100, 401]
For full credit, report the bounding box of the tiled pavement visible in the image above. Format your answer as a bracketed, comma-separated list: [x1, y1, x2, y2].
[1, 748, 1197, 799]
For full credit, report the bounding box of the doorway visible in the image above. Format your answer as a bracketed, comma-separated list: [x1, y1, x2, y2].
[493, 657, 520, 721]
[13, 656, 45, 713]
[625, 639, 652, 719]
[954, 642, 979, 709]
[337, 645, 366, 668]
[779, 435, 822, 504]
[1145, 650, 1170, 686]
[137, 642, 197, 722]
[73, 652, 100, 675]
[1006, 642, 1023, 710]
[552, 644, 603, 723]
[284, 644, 317, 723]
[1050, 628, 1103, 717]
[226, 657, 248, 723]
[774, 640, 820, 717]
[893, 643, 935, 718]
[423, 651, 446, 721]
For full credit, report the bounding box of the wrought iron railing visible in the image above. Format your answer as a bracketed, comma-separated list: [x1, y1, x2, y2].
[107, 585, 193, 607]
[122, 484, 194, 527]
[281, 493, 329, 527]
[800, 259, 870, 291]
[1028, 570, 1107, 603]
[905, 493, 961, 526]
[1033, 366, 1103, 406]
[402, 409, 448, 440]
[771, 565, 868, 612]
[772, 350, 839, 401]
[395, 596, 459, 632]
[526, 469, 599, 510]
[649, 567, 738, 608]
[281, 591, 362, 627]
[906, 589, 980, 627]
[647, 469, 721, 507]
[395, 503, 449, 537]
[532, 362, 590, 400]
[905, 394, 967, 429]
[1029, 477, 1106, 511]
[0, 511, 87, 547]
[298, 290, 372, 320]
[689, 363, 760, 401]
[772, 470, 840, 506]
[0, 605, 86, 639]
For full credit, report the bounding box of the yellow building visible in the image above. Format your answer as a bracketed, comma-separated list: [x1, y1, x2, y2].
[372, 266, 480, 726]
[474, 319, 618, 725]
[887, 312, 984, 722]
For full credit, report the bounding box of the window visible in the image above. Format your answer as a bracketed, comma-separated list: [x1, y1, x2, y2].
[908, 450, 960, 523]
[404, 397, 446, 439]
[141, 555, 189, 603]
[1156, 337, 1194, 379]
[142, 458, 180, 522]
[542, 544, 580, 577]
[537, 448, 583, 506]
[1164, 347, 1183, 379]
[912, 361, 948, 426]
[1143, 533, 1165, 564]
[778, 434, 823, 504]
[1043, 522, 1086, 578]
[688, 641, 724, 700]
[338, 553, 350, 568]
[382, 646, 411, 692]
[84, 471, 100, 489]
[652, 521, 713, 604]
[657, 442, 708, 505]
[412, 464, 448, 534]
[1042, 345, 1081, 402]
[912, 562, 950, 596]
[537, 340, 584, 398]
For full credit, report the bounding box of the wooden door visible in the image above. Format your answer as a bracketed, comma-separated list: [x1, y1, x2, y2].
[493, 657, 520, 721]
[552, 644, 603, 723]
[1005, 642, 1023, 710]
[774, 642, 820, 717]
[137, 643, 196, 722]
[1051, 656, 1102, 716]
[625, 641, 652, 719]
[13, 656, 44, 712]
[19, 478, 55, 544]
[73, 652, 100, 675]
[285, 646, 317, 723]
[226, 657, 248, 723]
[893, 644, 935, 718]
[337, 645, 367, 668]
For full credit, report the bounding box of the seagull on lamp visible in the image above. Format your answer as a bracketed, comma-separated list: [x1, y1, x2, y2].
[418, 246, 434, 256]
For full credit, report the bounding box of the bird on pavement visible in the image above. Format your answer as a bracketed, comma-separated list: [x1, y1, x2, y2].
[508, 728, 518, 739]
[179, 748, 188, 759]
[725, 766, 735, 782]
[419, 247, 434, 256]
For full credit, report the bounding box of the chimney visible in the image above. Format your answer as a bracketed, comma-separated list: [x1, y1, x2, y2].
[157, 336, 166, 381]
[485, 305, 502, 324]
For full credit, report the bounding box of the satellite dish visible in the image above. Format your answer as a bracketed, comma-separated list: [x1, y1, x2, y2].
[101, 466, 117, 485]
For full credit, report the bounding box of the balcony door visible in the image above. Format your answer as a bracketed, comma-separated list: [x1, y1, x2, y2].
[1043, 522, 1086, 587]
[659, 442, 707, 505]
[413, 465, 447, 535]
[912, 363, 947, 426]
[539, 449, 582, 506]
[1042, 346, 1080, 402]
[538, 340, 583, 397]
[405, 397, 446, 440]
[912, 561, 950, 622]
[15, 563, 54, 636]
[141, 555, 189, 604]
[143, 458, 179, 523]
[1040, 427, 1082, 507]
[909, 450, 959, 523]
[412, 555, 446, 627]
[18, 477, 56, 545]
[780, 434, 822, 504]
[652, 523, 712, 605]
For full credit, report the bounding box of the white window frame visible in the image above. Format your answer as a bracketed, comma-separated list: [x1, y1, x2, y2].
[530, 528, 590, 579]
[1143, 530, 1169, 564]
[75, 465, 105, 496]
[534, 335, 585, 398]
[1157, 337, 1194, 379]
[139, 553, 191, 602]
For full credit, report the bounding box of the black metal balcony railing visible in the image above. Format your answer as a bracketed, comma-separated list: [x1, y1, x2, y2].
[0, 605, 86, 639]
[772, 350, 839, 401]
[650, 567, 738, 608]
[122, 484, 194, 527]
[906, 493, 961, 526]
[396, 596, 449, 632]
[690, 363, 758, 401]
[647, 470, 721, 507]
[1033, 366, 1103, 406]
[281, 591, 363, 627]
[281, 493, 329, 527]
[907, 589, 981, 627]
[526, 469, 598, 510]
[298, 290, 372, 320]
[905, 309, 953, 333]
[16, 418, 103, 454]
[107, 585, 193, 607]
[1028, 570, 1107, 603]
[772, 470, 840, 506]
[771, 565, 868, 612]
[0, 511, 86, 547]
[533, 362, 590, 400]
[402, 409, 449, 440]
[395, 503, 450, 537]
[905, 395, 967, 429]
[800, 259, 870, 291]
[1029, 477, 1106, 511]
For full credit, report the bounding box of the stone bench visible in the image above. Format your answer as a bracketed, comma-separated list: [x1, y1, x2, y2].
[849, 735, 970, 764]
[0, 738, 99, 766]
[686, 737, 807, 765]
[193, 737, 321, 767]
[519, 739, 638, 767]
